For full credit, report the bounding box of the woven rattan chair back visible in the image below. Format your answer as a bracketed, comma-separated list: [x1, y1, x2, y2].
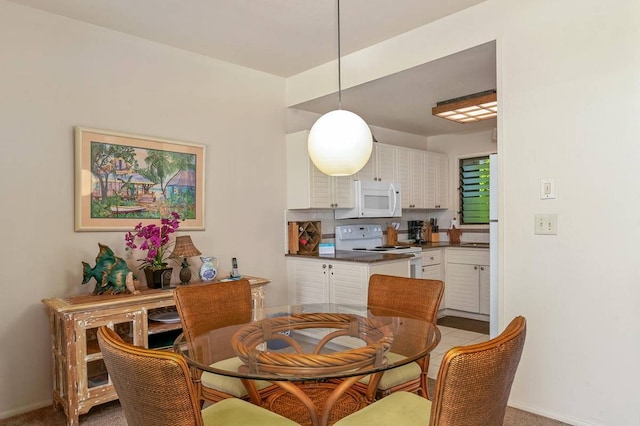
[368, 274, 444, 323]
[360, 274, 444, 399]
[174, 280, 253, 358]
[429, 316, 527, 426]
[97, 326, 204, 426]
[173, 279, 260, 403]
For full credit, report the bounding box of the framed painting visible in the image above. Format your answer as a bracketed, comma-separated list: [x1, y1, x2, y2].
[74, 127, 205, 231]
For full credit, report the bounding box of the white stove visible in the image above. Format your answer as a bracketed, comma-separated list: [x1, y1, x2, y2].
[335, 224, 423, 277]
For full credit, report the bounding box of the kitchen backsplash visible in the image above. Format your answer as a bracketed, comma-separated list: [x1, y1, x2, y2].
[285, 208, 488, 248]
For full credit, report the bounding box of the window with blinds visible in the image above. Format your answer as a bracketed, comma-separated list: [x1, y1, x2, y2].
[459, 156, 490, 224]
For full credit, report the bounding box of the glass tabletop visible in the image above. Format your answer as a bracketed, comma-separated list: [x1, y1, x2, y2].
[174, 303, 440, 382]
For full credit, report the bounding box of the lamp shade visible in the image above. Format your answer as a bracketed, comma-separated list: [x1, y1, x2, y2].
[308, 109, 373, 176]
[170, 235, 201, 259]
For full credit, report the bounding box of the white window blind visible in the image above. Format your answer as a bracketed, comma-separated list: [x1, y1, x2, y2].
[459, 156, 490, 224]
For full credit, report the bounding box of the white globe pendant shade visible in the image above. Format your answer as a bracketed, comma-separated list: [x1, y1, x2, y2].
[308, 109, 373, 176]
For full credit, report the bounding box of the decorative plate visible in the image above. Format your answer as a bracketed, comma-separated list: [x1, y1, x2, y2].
[149, 311, 181, 323]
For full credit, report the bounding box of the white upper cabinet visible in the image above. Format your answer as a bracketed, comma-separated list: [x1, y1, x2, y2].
[356, 143, 397, 182]
[287, 131, 355, 209]
[286, 131, 448, 211]
[397, 148, 426, 209]
[425, 152, 449, 209]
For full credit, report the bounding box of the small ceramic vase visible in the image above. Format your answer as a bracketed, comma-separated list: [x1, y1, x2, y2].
[199, 256, 218, 281]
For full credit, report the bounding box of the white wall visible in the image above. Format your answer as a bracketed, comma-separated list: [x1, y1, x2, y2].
[0, 1, 287, 417]
[287, 0, 640, 424]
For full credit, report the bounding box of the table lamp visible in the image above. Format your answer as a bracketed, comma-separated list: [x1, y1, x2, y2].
[170, 235, 202, 285]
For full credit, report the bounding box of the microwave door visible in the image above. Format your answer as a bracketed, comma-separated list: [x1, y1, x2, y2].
[362, 185, 396, 217]
[364, 191, 387, 214]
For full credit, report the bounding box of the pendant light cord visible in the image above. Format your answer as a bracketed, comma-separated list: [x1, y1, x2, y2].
[337, 0, 342, 109]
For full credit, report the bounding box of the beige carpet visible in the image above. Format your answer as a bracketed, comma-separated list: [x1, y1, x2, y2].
[1, 395, 571, 426]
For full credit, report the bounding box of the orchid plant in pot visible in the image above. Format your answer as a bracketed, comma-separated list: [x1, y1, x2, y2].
[125, 212, 181, 288]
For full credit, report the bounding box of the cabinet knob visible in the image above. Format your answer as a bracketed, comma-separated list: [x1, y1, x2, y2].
[328, 264, 333, 269]
[430, 256, 434, 260]
[480, 266, 485, 271]
[474, 266, 478, 270]
[322, 264, 327, 269]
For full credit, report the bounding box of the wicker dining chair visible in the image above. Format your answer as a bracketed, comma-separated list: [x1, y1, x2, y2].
[335, 316, 527, 426]
[173, 280, 275, 404]
[96, 326, 296, 426]
[352, 274, 444, 401]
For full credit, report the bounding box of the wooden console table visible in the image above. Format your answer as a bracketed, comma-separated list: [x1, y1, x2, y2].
[42, 276, 269, 426]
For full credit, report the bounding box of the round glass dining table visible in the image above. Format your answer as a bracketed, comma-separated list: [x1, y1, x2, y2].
[174, 303, 440, 426]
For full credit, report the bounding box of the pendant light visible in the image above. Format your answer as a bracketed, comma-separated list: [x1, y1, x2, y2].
[307, 0, 373, 176]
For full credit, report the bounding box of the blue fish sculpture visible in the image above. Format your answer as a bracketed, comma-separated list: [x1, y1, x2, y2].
[82, 243, 137, 295]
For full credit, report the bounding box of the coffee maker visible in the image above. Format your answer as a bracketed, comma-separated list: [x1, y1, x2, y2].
[408, 220, 425, 243]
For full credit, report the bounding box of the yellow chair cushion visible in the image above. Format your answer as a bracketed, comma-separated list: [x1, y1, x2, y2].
[202, 397, 298, 425]
[334, 391, 431, 426]
[201, 357, 272, 397]
[358, 352, 421, 390]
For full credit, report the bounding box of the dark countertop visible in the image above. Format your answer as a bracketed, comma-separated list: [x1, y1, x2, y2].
[285, 250, 413, 263]
[286, 243, 489, 263]
[416, 242, 490, 249]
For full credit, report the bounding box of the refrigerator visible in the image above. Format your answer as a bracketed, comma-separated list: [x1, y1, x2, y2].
[489, 154, 498, 338]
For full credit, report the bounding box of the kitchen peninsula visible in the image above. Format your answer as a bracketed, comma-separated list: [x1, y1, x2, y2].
[287, 241, 490, 322]
[286, 251, 411, 307]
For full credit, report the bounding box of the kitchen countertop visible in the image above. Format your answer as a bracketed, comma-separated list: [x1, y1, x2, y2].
[417, 242, 490, 249]
[286, 242, 490, 263]
[285, 250, 413, 263]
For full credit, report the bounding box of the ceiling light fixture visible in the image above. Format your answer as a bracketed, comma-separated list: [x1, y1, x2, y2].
[307, 0, 372, 176]
[432, 90, 497, 124]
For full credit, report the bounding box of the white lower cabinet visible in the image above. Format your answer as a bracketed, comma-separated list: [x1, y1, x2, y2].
[444, 248, 490, 318]
[288, 257, 410, 306]
[421, 249, 443, 280]
[478, 264, 490, 315]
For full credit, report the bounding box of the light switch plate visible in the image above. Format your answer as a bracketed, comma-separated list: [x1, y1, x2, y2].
[540, 178, 555, 199]
[535, 214, 557, 235]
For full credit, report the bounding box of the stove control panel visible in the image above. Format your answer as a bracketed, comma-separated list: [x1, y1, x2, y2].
[335, 224, 383, 241]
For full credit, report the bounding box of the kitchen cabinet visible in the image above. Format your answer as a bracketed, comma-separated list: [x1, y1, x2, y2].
[356, 143, 398, 182]
[286, 131, 449, 212]
[42, 278, 269, 426]
[425, 152, 449, 209]
[397, 148, 426, 209]
[478, 264, 490, 315]
[444, 248, 490, 319]
[287, 131, 355, 209]
[287, 257, 410, 306]
[421, 249, 443, 280]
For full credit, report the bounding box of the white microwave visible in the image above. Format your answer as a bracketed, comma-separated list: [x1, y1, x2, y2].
[335, 181, 402, 219]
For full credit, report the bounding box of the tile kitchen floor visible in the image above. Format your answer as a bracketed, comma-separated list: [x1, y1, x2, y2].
[428, 325, 490, 380]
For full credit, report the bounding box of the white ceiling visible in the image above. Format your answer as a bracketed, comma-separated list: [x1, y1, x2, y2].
[8, 0, 496, 137]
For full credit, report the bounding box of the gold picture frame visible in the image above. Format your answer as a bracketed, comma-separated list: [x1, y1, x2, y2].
[74, 127, 205, 231]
